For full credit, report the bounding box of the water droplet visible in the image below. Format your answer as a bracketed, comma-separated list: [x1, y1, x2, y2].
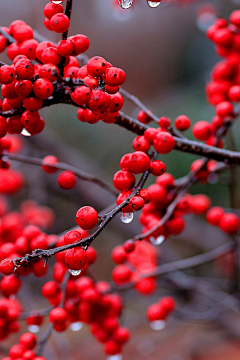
[196, 4, 216, 32]
[68, 269, 82, 276]
[21, 128, 31, 137]
[107, 355, 123, 360]
[150, 320, 166, 330]
[147, 1, 161, 8]
[149, 235, 165, 245]
[207, 173, 219, 184]
[118, 0, 133, 9]
[70, 321, 83, 332]
[27, 325, 40, 333]
[120, 212, 134, 224]
[51, 0, 63, 4]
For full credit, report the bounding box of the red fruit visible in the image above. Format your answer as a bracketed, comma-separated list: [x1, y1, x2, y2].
[64, 230, 83, 245]
[111, 246, 127, 264]
[150, 160, 166, 176]
[41, 47, 61, 65]
[160, 296, 176, 313]
[86, 247, 97, 265]
[41, 155, 58, 174]
[70, 86, 92, 106]
[189, 194, 212, 215]
[87, 56, 107, 77]
[116, 190, 133, 213]
[148, 184, 167, 204]
[0, 116, 7, 138]
[44, 2, 64, 19]
[219, 213, 239, 234]
[19, 332, 36, 350]
[228, 85, 240, 103]
[146, 303, 166, 322]
[230, 10, 240, 27]
[49, 307, 67, 323]
[175, 115, 191, 131]
[132, 135, 150, 153]
[23, 97, 43, 111]
[75, 206, 98, 230]
[103, 67, 126, 87]
[19, 39, 39, 60]
[104, 340, 122, 356]
[112, 264, 131, 284]
[192, 121, 211, 141]
[129, 196, 145, 211]
[57, 39, 73, 57]
[206, 206, 225, 226]
[21, 111, 40, 128]
[15, 58, 34, 80]
[70, 34, 90, 54]
[215, 101, 233, 118]
[129, 151, 151, 174]
[15, 80, 32, 97]
[113, 170, 135, 191]
[123, 240, 135, 254]
[158, 116, 171, 129]
[0, 275, 21, 297]
[50, 14, 70, 33]
[33, 78, 53, 99]
[36, 41, 56, 61]
[137, 110, 152, 124]
[9, 344, 25, 359]
[0, 258, 14, 275]
[39, 63, 59, 82]
[12, 24, 33, 43]
[113, 327, 130, 344]
[58, 171, 76, 190]
[65, 247, 88, 270]
[153, 132, 175, 154]
[135, 277, 156, 295]
[0, 65, 16, 85]
[88, 89, 108, 110]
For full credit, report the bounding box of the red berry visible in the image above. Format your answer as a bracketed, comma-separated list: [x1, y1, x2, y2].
[150, 160, 166, 176]
[175, 115, 191, 131]
[112, 264, 131, 284]
[64, 230, 83, 245]
[113, 170, 135, 191]
[111, 246, 127, 264]
[129, 151, 151, 174]
[33, 78, 53, 99]
[192, 121, 211, 141]
[0, 258, 14, 275]
[153, 132, 175, 154]
[41, 155, 58, 174]
[129, 196, 145, 211]
[58, 171, 76, 190]
[0, 65, 16, 85]
[132, 135, 150, 152]
[57, 39, 73, 57]
[206, 206, 225, 226]
[137, 110, 152, 124]
[44, 2, 64, 19]
[65, 247, 88, 270]
[50, 14, 70, 33]
[87, 56, 107, 77]
[19, 332, 36, 350]
[0, 116, 7, 138]
[41, 47, 61, 65]
[15, 58, 34, 80]
[70, 34, 90, 55]
[158, 116, 171, 129]
[215, 101, 234, 118]
[219, 213, 239, 234]
[75, 206, 98, 230]
[103, 67, 126, 86]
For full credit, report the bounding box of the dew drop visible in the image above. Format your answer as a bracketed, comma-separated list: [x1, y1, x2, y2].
[27, 325, 40, 333]
[107, 354, 123, 360]
[147, 1, 161, 8]
[149, 235, 165, 245]
[196, 4, 216, 32]
[120, 212, 134, 224]
[68, 269, 82, 276]
[150, 320, 166, 330]
[51, 0, 63, 4]
[70, 321, 83, 332]
[21, 128, 31, 137]
[118, 0, 133, 9]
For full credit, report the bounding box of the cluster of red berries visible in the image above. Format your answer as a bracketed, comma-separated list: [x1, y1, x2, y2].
[0, 297, 21, 341]
[206, 206, 240, 234]
[146, 296, 175, 323]
[2, 332, 43, 360]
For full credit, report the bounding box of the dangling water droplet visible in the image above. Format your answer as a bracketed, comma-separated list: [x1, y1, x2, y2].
[150, 320, 166, 330]
[196, 4, 216, 32]
[68, 269, 82, 276]
[207, 173, 219, 184]
[21, 128, 31, 137]
[27, 325, 40, 333]
[118, 0, 133, 9]
[107, 354, 123, 360]
[51, 0, 63, 4]
[147, 1, 161, 8]
[120, 212, 134, 224]
[149, 235, 165, 245]
[70, 321, 83, 332]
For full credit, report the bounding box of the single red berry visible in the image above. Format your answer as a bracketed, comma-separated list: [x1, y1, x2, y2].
[50, 13, 70, 33]
[33, 78, 53, 99]
[215, 101, 234, 118]
[139, 189, 152, 204]
[129, 151, 151, 174]
[219, 213, 239, 234]
[230, 10, 240, 27]
[103, 67, 126, 86]
[75, 206, 98, 230]
[39, 63, 59, 82]
[0, 65, 16, 85]
[228, 85, 240, 103]
[19, 332, 36, 350]
[64, 230, 83, 245]
[58, 171, 76, 190]
[150, 160, 166, 176]
[111, 245, 127, 264]
[0, 116, 7, 138]
[153, 132, 175, 154]
[15, 58, 34, 80]
[44, 2, 64, 19]
[158, 116, 171, 129]
[57, 39, 73, 57]
[132, 135, 151, 153]
[206, 206, 225, 226]
[23, 97, 43, 111]
[65, 247, 88, 270]
[192, 121, 211, 141]
[0, 258, 14, 275]
[129, 196, 145, 211]
[41, 155, 58, 174]
[70, 34, 90, 54]
[41, 47, 61, 65]
[175, 115, 191, 131]
[113, 170, 135, 191]
[70, 86, 92, 106]
[137, 110, 152, 124]
[112, 264, 131, 284]
[15, 80, 32, 97]
[87, 56, 107, 77]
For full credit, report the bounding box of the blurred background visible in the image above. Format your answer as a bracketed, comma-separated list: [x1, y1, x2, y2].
[1, 0, 240, 359]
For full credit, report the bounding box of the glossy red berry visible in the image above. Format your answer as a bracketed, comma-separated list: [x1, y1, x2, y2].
[192, 121, 211, 141]
[50, 14, 70, 33]
[0, 65, 16, 85]
[70, 34, 90, 54]
[206, 206, 225, 226]
[219, 213, 239, 234]
[65, 247, 88, 270]
[128, 151, 151, 174]
[103, 67, 126, 86]
[44, 2, 64, 19]
[0, 258, 14, 275]
[150, 160, 166, 176]
[57, 171, 76, 190]
[33, 78, 53, 99]
[0, 116, 7, 138]
[41, 155, 58, 174]
[153, 132, 175, 154]
[75, 206, 98, 230]
[15, 59, 34, 80]
[112, 264, 131, 284]
[113, 170, 135, 191]
[175, 115, 191, 131]
[132, 135, 151, 153]
[64, 230, 83, 245]
[87, 56, 107, 77]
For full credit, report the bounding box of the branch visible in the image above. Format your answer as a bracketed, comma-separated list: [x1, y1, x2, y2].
[2, 151, 118, 196]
